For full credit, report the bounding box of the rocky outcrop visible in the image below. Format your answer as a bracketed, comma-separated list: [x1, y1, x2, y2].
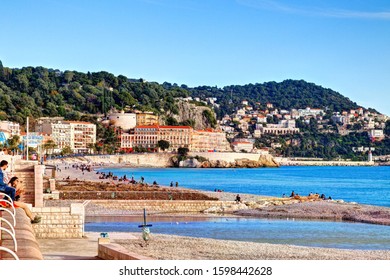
[179, 158, 202, 168]
[174, 153, 279, 168]
[170, 100, 216, 130]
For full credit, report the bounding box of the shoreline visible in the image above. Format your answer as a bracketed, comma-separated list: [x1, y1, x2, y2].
[38, 160, 390, 260]
[45, 161, 390, 227]
[45, 155, 381, 167]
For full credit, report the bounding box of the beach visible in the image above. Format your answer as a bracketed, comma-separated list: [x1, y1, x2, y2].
[39, 160, 390, 260]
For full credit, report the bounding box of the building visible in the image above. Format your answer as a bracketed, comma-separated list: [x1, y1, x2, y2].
[136, 112, 159, 126]
[298, 107, 324, 117]
[158, 126, 192, 150]
[51, 121, 96, 153]
[255, 120, 299, 135]
[191, 129, 231, 152]
[120, 125, 231, 153]
[232, 141, 253, 153]
[35, 117, 65, 134]
[121, 125, 191, 151]
[368, 129, 384, 141]
[0, 121, 21, 137]
[108, 111, 136, 132]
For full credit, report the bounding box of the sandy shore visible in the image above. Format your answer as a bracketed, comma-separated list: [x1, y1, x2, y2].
[114, 232, 390, 260]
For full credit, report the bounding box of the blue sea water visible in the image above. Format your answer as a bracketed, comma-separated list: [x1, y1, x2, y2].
[85, 216, 390, 250]
[89, 166, 390, 249]
[97, 166, 390, 207]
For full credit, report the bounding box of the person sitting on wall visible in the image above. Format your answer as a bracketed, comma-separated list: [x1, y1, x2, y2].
[7, 177, 41, 224]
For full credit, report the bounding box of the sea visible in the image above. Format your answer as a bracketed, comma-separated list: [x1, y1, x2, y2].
[96, 166, 390, 207]
[85, 166, 390, 250]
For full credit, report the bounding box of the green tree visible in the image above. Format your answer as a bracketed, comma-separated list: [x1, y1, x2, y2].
[61, 146, 73, 155]
[43, 140, 57, 155]
[6, 135, 20, 152]
[157, 140, 170, 151]
[178, 147, 189, 157]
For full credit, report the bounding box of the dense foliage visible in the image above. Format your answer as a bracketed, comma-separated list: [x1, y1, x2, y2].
[188, 80, 360, 118]
[0, 62, 189, 125]
[1, 61, 388, 159]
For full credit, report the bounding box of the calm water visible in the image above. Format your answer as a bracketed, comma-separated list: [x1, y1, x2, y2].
[98, 166, 390, 207]
[85, 215, 390, 250]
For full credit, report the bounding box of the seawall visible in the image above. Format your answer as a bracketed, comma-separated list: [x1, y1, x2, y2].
[83, 152, 273, 167]
[275, 157, 375, 166]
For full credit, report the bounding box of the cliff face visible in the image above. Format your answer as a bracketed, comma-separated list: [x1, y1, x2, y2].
[170, 100, 216, 130]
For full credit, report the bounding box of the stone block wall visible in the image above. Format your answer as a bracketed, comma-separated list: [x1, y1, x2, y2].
[31, 203, 85, 238]
[86, 200, 237, 215]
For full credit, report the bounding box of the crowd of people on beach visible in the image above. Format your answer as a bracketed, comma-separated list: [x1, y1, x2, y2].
[283, 190, 332, 201]
[58, 162, 183, 189]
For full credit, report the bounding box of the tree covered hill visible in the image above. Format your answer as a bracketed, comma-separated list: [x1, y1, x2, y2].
[187, 80, 361, 117]
[0, 60, 188, 125]
[0, 60, 364, 126]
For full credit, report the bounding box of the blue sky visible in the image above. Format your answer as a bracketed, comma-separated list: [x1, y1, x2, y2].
[1, 0, 389, 115]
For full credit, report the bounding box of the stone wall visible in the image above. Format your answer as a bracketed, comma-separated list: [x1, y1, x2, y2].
[85, 200, 239, 216]
[32, 203, 85, 238]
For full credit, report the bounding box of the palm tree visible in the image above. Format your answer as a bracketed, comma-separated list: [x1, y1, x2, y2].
[43, 140, 57, 156]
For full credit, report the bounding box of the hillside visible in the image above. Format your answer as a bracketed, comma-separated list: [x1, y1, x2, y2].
[2, 61, 389, 159]
[187, 80, 361, 118]
[1, 61, 363, 126]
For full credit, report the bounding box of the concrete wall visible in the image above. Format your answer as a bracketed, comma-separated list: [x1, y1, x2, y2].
[98, 242, 154, 260]
[32, 203, 85, 238]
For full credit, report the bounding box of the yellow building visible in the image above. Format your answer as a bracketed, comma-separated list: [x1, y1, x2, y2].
[120, 126, 231, 153]
[136, 113, 159, 126]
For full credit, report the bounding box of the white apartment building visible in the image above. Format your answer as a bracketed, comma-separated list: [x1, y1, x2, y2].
[368, 129, 384, 141]
[232, 141, 254, 153]
[51, 121, 96, 153]
[0, 121, 20, 137]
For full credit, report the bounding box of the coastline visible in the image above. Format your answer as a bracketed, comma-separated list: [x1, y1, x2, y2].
[38, 159, 390, 260]
[46, 154, 379, 168]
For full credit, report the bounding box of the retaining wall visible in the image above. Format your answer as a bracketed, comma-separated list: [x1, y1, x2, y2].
[85, 200, 238, 216]
[32, 203, 85, 238]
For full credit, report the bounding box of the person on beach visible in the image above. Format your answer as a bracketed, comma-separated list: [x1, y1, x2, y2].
[290, 191, 295, 197]
[170, 181, 174, 187]
[8, 176, 41, 224]
[235, 194, 241, 203]
[175, 182, 179, 187]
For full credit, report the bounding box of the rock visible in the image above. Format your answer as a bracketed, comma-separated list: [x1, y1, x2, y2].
[258, 154, 280, 167]
[179, 158, 201, 168]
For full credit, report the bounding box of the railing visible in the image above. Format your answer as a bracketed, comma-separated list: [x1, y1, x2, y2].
[0, 196, 17, 227]
[0, 246, 19, 260]
[0, 194, 19, 260]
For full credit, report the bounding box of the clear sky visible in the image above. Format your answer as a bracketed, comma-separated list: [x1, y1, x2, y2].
[1, 0, 389, 115]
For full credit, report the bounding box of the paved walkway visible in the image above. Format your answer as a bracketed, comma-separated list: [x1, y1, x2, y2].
[37, 232, 135, 260]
